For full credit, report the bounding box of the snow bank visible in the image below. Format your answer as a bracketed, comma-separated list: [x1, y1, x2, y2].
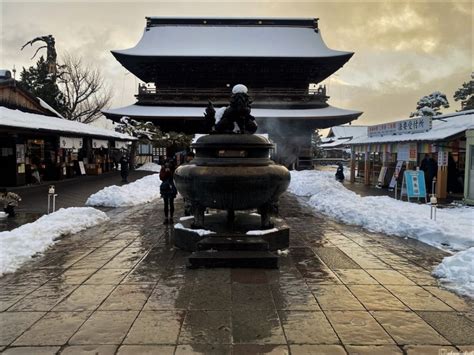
[137, 162, 161, 172]
[289, 170, 473, 251]
[0, 207, 108, 275]
[433, 248, 474, 298]
[289, 170, 474, 297]
[86, 174, 161, 207]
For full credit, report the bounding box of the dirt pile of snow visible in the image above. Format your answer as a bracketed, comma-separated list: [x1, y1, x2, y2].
[137, 162, 161, 172]
[433, 247, 474, 298]
[0, 207, 108, 275]
[86, 174, 162, 207]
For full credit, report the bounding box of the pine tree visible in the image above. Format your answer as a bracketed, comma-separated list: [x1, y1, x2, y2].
[18, 56, 66, 114]
[311, 130, 324, 158]
[410, 91, 449, 118]
[454, 73, 474, 111]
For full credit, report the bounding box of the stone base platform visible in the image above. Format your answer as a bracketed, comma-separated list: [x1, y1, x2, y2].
[173, 212, 290, 252]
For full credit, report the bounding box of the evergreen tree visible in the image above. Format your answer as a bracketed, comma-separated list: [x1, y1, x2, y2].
[454, 73, 474, 111]
[311, 130, 324, 159]
[18, 56, 66, 114]
[410, 91, 449, 118]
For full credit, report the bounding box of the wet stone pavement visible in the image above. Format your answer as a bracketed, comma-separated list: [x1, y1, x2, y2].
[0, 193, 473, 355]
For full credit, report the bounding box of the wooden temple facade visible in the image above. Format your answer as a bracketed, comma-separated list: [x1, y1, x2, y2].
[103, 17, 362, 168]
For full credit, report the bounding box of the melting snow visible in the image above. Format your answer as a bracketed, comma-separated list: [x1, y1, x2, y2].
[289, 169, 474, 297]
[0, 207, 108, 275]
[86, 174, 162, 207]
[136, 162, 161, 172]
[174, 223, 215, 236]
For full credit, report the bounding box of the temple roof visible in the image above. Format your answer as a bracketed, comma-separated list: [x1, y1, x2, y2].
[112, 17, 351, 59]
[111, 17, 353, 87]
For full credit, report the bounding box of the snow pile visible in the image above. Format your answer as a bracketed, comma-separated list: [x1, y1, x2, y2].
[0, 207, 108, 275]
[289, 170, 473, 250]
[137, 162, 161, 172]
[433, 248, 474, 298]
[174, 223, 215, 236]
[86, 174, 161, 207]
[289, 170, 474, 297]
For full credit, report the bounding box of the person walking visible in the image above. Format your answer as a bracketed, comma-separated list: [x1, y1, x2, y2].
[0, 188, 22, 217]
[160, 159, 177, 224]
[119, 154, 130, 183]
[335, 162, 345, 182]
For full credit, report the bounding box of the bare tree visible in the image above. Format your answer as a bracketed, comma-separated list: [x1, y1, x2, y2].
[58, 53, 112, 123]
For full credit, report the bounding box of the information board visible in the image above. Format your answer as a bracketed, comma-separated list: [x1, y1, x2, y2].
[402, 170, 427, 202]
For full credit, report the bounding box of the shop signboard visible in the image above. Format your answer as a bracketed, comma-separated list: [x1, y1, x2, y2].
[368, 117, 432, 137]
[78, 161, 86, 175]
[92, 139, 109, 149]
[115, 141, 129, 149]
[389, 160, 404, 189]
[401, 170, 427, 202]
[60, 136, 83, 149]
[438, 151, 448, 167]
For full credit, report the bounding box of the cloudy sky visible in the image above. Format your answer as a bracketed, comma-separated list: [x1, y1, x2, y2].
[1, 1, 472, 127]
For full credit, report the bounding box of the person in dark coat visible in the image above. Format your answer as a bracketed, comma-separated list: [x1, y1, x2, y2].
[160, 159, 177, 224]
[119, 155, 129, 183]
[335, 162, 345, 182]
[420, 154, 438, 194]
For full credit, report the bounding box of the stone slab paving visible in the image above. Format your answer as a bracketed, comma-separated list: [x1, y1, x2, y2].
[0, 193, 473, 354]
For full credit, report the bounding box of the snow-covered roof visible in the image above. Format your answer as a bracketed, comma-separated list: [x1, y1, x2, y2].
[37, 97, 64, 119]
[112, 17, 351, 58]
[320, 138, 352, 148]
[350, 110, 474, 145]
[327, 125, 367, 139]
[103, 104, 361, 121]
[0, 107, 135, 140]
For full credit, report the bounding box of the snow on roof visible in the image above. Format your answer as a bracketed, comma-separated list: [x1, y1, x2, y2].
[0, 107, 135, 140]
[327, 125, 367, 139]
[103, 104, 362, 120]
[37, 97, 64, 119]
[112, 24, 352, 58]
[320, 138, 352, 148]
[350, 110, 474, 145]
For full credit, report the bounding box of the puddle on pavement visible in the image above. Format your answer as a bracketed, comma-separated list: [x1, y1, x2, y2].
[0, 212, 42, 232]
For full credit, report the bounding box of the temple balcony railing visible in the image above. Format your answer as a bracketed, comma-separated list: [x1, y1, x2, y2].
[136, 84, 329, 108]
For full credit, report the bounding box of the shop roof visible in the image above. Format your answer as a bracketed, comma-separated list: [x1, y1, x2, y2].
[349, 110, 474, 145]
[112, 17, 352, 59]
[327, 125, 367, 139]
[103, 103, 361, 120]
[0, 107, 136, 140]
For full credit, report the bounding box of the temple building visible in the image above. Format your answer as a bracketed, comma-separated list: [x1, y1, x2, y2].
[103, 17, 362, 168]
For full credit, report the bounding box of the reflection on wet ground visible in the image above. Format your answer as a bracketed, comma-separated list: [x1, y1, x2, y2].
[0, 212, 42, 232]
[0, 194, 473, 354]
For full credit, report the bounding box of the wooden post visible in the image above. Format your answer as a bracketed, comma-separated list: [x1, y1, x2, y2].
[350, 147, 356, 183]
[364, 151, 370, 185]
[436, 166, 448, 199]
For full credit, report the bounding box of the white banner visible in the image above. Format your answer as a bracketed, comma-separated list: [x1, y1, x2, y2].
[60, 136, 83, 149]
[115, 141, 129, 149]
[92, 139, 109, 148]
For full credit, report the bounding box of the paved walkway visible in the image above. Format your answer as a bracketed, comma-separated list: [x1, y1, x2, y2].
[1, 171, 152, 232]
[0, 194, 473, 354]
